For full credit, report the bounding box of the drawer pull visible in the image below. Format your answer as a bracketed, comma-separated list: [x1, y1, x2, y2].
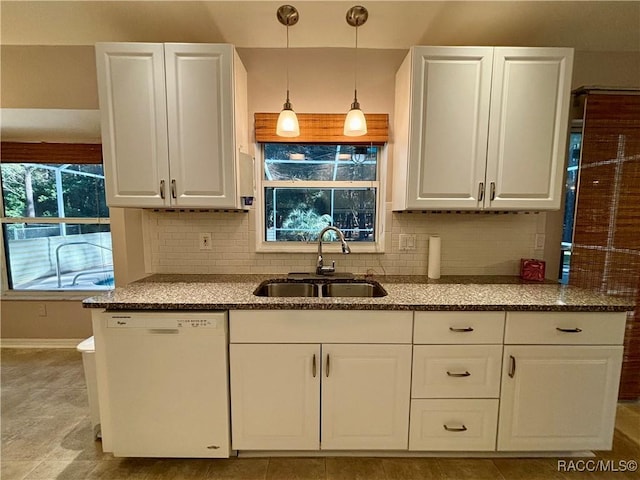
[508, 355, 516, 378]
[326, 354, 330, 377]
[312, 354, 317, 378]
[556, 327, 583, 333]
[447, 370, 471, 377]
[443, 424, 467, 432]
[449, 327, 474, 333]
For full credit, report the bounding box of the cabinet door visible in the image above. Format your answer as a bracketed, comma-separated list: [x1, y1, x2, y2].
[498, 346, 623, 451]
[230, 344, 320, 450]
[165, 44, 237, 208]
[405, 46, 493, 209]
[95, 43, 170, 207]
[486, 48, 573, 210]
[321, 344, 412, 450]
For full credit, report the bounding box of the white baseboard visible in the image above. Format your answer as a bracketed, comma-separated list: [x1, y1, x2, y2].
[1, 338, 85, 349]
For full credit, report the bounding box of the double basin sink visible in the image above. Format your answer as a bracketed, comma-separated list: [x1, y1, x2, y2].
[254, 275, 387, 298]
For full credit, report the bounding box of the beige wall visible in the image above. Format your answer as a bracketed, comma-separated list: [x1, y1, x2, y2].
[1, 300, 92, 339]
[1, 45, 638, 339]
[1, 45, 99, 109]
[3, 46, 638, 110]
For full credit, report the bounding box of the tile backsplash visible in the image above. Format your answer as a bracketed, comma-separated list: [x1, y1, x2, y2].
[144, 205, 545, 276]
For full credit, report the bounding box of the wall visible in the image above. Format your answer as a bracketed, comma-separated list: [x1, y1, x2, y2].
[146, 208, 543, 276]
[1, 45, 639, 339]
[1, 300, 92, 341]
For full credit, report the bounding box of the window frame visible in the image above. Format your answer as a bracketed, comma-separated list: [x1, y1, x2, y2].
[0, 143, 112, 298]
[255, 143, 387, 254]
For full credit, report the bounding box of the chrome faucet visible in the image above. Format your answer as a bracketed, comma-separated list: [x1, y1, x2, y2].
[316, 226, 351, 275]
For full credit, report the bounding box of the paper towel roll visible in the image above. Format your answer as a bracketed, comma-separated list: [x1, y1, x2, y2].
[428, 235, 441, 279]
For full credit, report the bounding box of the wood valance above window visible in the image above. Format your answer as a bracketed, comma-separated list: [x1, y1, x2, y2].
[0, 142, 103, 164]
[254, 113, 389, 144]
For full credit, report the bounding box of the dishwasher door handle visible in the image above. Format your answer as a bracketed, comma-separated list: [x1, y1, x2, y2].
[148, 329, 180, 334]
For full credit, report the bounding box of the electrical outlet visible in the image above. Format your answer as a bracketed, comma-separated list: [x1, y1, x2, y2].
[199, 233, 212, 250]
[535, 233, 546, 249]
[37, 303, 47, 317]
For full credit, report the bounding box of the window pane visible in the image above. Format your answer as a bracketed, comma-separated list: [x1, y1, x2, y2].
[1, 163, 108, 218]
[264, 144, 377, 181]
[3, 223, 114, 290]
[265, 187, 376, 242]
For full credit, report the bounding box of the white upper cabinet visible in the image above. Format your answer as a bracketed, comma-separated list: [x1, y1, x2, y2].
[96, 43, 250, 208]
[392, 46, 573, 211]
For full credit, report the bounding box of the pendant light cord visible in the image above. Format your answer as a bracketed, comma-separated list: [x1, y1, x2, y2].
[286, 24, 290, 102]
[353, 25, 359, 102]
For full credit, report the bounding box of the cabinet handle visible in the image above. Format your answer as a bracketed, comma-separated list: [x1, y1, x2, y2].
[326, 354, 330, 377]
[556, 327, 583, 333]
[447, 370, 471, 377]
[478, 182, 485, 201]
[160, 180, 166, 199]
[443, 424, 467, 432]
[312, 354, 317, 378]
[508, 355, 516, 378]
[490, 181, 496, 201]
[171, 179, 177, 199]
[449, 327, 474, 333]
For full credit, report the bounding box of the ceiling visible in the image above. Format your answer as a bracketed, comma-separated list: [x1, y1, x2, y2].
[1, 1, 639, 52]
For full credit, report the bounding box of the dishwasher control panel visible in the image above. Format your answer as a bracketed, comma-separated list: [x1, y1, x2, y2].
[176, 318, 216, 328]
[106, 313, 225, 330]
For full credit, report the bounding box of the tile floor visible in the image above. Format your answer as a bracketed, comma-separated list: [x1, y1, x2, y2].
[1, 348, 639, 480]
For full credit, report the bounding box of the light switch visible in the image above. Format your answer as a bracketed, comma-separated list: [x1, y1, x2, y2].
[199, 233, 212, 250]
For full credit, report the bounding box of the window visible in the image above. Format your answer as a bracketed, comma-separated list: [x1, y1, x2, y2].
[1, 144, 113, 291]
[261, 143, 381, 248]
[559, 127, 582, 284]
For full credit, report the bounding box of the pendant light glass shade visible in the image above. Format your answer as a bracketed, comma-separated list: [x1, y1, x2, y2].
[277, 94, 300, 137]
[344, 6, 368, 137]
[276, 5, 300, 138]
[344, 94, 367, 136]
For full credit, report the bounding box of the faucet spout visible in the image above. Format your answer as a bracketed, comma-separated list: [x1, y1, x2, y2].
[316, 226, 351, 275]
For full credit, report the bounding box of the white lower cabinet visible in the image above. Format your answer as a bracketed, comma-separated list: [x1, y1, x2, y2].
[409, 312, 505, 452]
[497, 312, 627, 451]
[229, 310, 628, 454]
[229, 344, 320, 450]
[497, 345, 623, 451]
[229, 310, 413, 451]
[230, 343, 411, 450]
[409, 399, 499, 451]
[321, 344, 412, 450]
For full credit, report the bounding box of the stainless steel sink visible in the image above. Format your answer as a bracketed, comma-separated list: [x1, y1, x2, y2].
[321, 281, 387, 298]
[254, 282, 318, 297]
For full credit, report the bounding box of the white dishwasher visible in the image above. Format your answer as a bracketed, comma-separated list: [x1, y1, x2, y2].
[99, 311, 230, 458]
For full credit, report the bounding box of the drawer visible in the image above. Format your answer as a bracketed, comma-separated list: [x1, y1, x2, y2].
[414, 312, 505, 344]
[412, 345, 503, 398]
[505, 312, 628, 345]
[230, 310, 413, 343]
[409, 399, 498, 451]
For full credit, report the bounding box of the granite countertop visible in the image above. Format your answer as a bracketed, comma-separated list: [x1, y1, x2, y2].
[82, 274, 635, 312]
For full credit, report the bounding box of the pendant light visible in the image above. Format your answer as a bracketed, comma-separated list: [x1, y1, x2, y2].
[276, 5, 300, 137]
[344, 5, 368, 137]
